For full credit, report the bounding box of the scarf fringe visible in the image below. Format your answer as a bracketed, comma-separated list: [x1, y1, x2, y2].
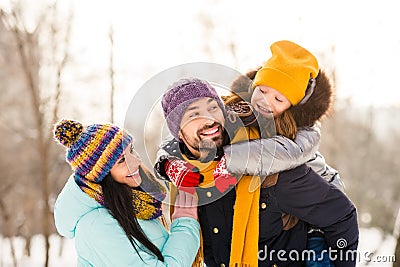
[229, 263, 257, 267]
[229, 176, 260, 267]
[192, 230, 204, 267]
[169, 184, 204, 267]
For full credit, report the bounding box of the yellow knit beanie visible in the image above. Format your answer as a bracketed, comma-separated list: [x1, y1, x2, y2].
[253, 40, 319, 105]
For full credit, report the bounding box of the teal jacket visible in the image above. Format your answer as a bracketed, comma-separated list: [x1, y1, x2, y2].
[54, 176, 200, 267]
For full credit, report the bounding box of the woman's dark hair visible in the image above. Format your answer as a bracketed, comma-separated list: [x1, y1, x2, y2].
[101, 169, 164, 262]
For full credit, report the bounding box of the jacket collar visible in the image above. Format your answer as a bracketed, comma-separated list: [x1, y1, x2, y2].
[54, 175, 102, 238]
[162, 138, 225, 162]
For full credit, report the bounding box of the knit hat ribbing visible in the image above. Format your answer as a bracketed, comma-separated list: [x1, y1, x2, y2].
[253, 40, 319, 105]
[161, 78, 225, 140]
[54, 119, 133, 183]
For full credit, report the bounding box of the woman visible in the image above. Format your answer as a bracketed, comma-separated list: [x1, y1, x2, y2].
[53, 119, 200, 266]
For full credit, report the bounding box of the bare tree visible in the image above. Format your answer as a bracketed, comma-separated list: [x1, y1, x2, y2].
[0, 184, 17, 267]
[196, 0, 240, 70]
[320, 102, 400, 236]
[109, 24, 115, 123]
[0, 1, 72, 266]
[392, 207, 400, 266]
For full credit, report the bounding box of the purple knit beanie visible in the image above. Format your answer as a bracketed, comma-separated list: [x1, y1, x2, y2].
[161, 78, 226, 140]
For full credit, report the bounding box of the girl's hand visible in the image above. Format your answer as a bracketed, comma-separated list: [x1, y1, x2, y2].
[163, 158, 203, 194]
[213, 155, 238, 193]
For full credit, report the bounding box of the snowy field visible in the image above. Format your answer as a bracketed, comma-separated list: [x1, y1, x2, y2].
[0, 228, 396, 266]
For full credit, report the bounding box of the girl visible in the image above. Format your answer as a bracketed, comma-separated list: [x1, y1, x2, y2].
[219, 40, 344, 266]
[53, 119, 200, 266]
[221, 40, 343, 191]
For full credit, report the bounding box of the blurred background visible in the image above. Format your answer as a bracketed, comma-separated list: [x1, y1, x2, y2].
[0, 0, 399, 266]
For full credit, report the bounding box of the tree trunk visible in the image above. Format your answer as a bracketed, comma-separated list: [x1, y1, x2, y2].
[39, 143, 51, 267]
[109, 24, 115, 123]
[394, 237, 400, 267]
[25, 236, 31, 257]
[393, 208, 400, 266]
[8, 237, 17, 267]
[2, 4, 72, 267]
[10, 24, 52, 267]
[0, 200, 17, 267]
[58, 236, 64, 257]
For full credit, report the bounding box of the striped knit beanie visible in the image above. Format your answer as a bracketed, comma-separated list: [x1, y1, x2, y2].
[54, 119, 133, 183]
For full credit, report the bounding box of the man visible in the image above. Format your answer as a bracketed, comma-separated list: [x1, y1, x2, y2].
[155, 78, 358, 267]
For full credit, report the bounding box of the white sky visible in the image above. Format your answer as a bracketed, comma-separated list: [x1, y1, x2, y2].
[70, 0, 400, 106]
[2, 0, 400, 122]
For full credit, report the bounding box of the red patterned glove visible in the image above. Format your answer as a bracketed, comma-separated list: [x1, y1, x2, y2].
[213, 155, 238, 193]
[164, 158, 203, 193]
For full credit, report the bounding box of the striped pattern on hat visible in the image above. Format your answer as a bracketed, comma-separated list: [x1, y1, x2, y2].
[54, 119, 133, 183]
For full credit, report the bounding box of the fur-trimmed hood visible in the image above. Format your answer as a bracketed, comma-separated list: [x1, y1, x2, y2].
[229, 67, 334, 127]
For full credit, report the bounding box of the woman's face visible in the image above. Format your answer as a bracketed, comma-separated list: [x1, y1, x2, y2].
[251, 85, 291, 118]
[110, 142, 142, 187]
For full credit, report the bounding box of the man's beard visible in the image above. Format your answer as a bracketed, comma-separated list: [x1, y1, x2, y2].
[182, 122, 226, 162]
[198, 137, 221, 162]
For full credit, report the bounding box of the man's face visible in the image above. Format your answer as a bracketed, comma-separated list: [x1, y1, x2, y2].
[178, 97, 225, 158]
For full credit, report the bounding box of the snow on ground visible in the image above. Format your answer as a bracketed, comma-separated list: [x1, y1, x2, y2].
[0, 235, 76, 266]
[357, 228, 397, 267]
[0, 228, 396, 266]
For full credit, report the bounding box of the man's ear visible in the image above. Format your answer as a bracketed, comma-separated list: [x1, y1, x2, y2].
[178, 130, 183, 141]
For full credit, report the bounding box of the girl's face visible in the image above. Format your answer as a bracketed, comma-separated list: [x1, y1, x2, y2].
[110, 142, 142, 187]
[251, 85, 291, 118]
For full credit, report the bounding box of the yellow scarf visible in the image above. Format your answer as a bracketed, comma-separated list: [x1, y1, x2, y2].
[170, 125, 261, 267]
[169, 157, 218, 267]
[229, 126, 261, 267]
[183, 156, 219, 188]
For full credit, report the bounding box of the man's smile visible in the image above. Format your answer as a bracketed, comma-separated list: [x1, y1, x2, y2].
[200, 125, 220, 138]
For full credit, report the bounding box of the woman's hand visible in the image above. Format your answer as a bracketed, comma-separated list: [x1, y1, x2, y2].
[172, 191, 198, 220]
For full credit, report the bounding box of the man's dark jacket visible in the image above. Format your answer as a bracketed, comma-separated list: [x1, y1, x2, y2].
[156, 140, 358, 267]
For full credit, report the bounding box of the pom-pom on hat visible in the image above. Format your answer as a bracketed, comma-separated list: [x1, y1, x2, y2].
[253, 40, 319, 105]
[161, 78, 225, 140]
[54, 119, 133, 183]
